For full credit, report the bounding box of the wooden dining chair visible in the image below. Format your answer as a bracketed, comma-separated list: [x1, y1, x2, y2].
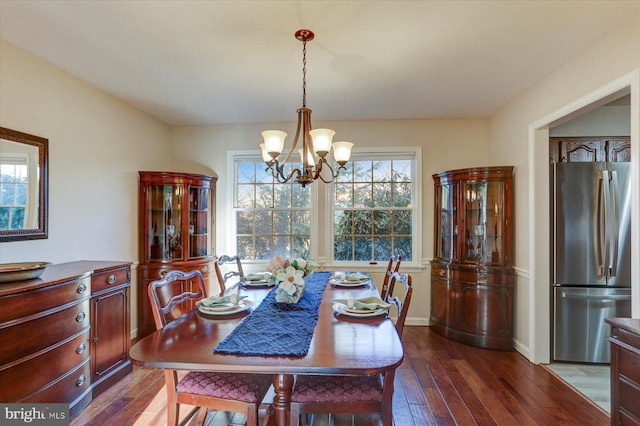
[214, 254, 245, 294]
[289, 272, 413, 426]
[148, 269, 272, 426]
[380, 255, 402, 300]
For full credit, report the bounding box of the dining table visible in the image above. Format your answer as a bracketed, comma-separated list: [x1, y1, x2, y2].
[129, 271, 405, 426]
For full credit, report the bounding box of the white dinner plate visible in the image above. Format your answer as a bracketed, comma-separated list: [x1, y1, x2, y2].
[332, 303, 388, 318]
[329, 277, 370, 287]
[198, 299, 254, 316]
[242, 278, 274, 287]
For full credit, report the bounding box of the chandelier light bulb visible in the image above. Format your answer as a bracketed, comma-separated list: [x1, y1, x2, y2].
[261, 130, 287, 158]
[332, 141, 354, 164]
[309, 128, 335, 157]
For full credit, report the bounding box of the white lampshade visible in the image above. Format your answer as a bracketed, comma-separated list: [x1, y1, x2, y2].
[309, 128, 335, 156]
[261, 130, 287, 157]
[298, 148, 316, 167]
[332, 141, 353, 163]
[259, 143, 273, 162]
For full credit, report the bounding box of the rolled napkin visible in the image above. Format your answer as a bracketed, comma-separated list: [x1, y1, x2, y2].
[332, 296, 391, 311]
[197, 294, 247, 307]
[345, 273, 368, 282]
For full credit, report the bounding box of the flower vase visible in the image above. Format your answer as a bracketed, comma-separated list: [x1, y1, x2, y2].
[275, 279, 305, 304]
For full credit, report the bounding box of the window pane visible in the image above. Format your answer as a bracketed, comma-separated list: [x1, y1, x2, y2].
[255, 211, 272, 233]
[334, 236, 353, 261]
[353, 210, 372, 235]
[1, 184, 15, 204]
[353, 161, 371, 182]
[354, 183, 372, 208]
[10, 208, 24, 230]
[0, 207, 8, 230]
[373, 160, 392, 182]
[291, 184, 310, 208]
[236, 184, 254, 208]
[373, 210, 392, 235]
[373, 182, 392, 207]
[236, 211, 253, 234]
[394, 236, 412, 261]
[274, 185, 291, 208]
[274, 236, 290, 258]
[393, 160, 411, 182]
[393, 182, 412, 207]
[273, 210, 290, 235]
[256, 165, 272, 184]
[256, 184, 274, 208]
[354, 236, 372, 260]
[237, 236, 254, 258]
[255, 236, 272, 259]
[334, 210, 353, 234]
[394, 211, 412, 234]
[373, 237, 392, 260]
[292, 210, 310, 234]
[237, 163, 255, 184]
[336, 161, 353, 182]
[334, 183, 352, 208]
[292, 235, 310, 258]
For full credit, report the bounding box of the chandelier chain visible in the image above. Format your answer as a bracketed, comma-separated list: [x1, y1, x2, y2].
[302, 40, 307, 107]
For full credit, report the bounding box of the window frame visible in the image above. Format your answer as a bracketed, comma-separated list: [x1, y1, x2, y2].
[227, 150, 319, 266]
[323, 146, 422, 270]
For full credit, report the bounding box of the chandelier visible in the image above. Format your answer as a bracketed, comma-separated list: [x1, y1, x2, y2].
[260, 29, 353, 187]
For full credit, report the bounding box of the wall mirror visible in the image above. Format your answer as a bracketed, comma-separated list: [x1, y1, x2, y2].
[0, 127, 48, 242]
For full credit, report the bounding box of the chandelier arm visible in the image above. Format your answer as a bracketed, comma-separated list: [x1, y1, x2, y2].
[268, 159, 303, 184]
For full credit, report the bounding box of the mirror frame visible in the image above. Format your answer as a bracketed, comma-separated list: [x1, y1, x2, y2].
[0, 127, 49, 242]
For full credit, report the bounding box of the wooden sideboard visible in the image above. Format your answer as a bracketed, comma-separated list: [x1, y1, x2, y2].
[607, 318, 640, 425]
[0, 261, 132, 417]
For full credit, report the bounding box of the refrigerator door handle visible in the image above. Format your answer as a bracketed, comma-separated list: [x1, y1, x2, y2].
[596, 170, 608, 276]
[608, 170, 619, 277]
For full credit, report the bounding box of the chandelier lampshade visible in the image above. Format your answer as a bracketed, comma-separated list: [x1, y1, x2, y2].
[260, 29, 353, 187]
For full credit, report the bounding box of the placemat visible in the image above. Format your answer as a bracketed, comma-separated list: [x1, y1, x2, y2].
[214, 271, 331, 357]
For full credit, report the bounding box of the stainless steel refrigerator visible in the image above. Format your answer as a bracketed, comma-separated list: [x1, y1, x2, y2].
[552, 161, 631, 363]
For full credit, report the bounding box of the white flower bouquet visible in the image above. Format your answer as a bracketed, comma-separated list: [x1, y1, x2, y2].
[268, 256, 314, 303]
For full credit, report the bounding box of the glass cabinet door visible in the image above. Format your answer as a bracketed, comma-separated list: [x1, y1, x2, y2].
[463, 181, 504, 264]
[435, 183, 457, 260]
[188, 186, 211, 258]
[146, 184, 183, 260]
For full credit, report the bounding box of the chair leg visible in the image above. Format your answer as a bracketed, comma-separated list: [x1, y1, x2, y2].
[196, 407, 207, 425]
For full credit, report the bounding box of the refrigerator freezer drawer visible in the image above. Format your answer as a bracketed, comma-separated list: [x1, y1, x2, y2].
[553, 287, 631, 363]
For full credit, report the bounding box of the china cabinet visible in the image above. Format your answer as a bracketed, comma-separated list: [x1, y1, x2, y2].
[137, 171, 217, 337]
[606, 318, 640, 425]
[430, 166, 514, 350]
[0, 261, 132, 417]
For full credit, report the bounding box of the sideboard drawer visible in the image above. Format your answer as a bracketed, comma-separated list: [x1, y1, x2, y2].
[0, 329, 90, 401]
[92, 267, 130, 293]
[22, 358, 91, 404]
[0, 277, 90, 324]
[0, 299, 90, 366]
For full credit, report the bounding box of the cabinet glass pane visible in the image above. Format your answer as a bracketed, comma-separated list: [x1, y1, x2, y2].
[436, 183, 457, 260]
[464, 181, 504, 264]
[189, 186, 211, 258]
[146, 185, 182, 260]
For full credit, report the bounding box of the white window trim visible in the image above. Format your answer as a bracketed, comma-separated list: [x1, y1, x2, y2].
[321, 146, 423, 270]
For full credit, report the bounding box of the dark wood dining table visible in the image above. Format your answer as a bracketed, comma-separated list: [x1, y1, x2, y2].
[129, 274, 404, 426]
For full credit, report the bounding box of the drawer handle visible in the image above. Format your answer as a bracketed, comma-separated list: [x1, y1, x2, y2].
[160, 270, 168, 278]
[76, 374, 86, 387]
[107, 274, 116, 284]
[439, 269, 445, 277]
[77, 283, 87, 294]
[202, 266, 208, 273]
[76, 343, 86, 354]
[76, 312, 86, 322]
[478, 274, 488, 283]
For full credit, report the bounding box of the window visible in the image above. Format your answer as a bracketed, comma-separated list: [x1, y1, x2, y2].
[332, 155, 415, 262]
[229, 147, 421, 267]
[233, 156, 313, 260]
[0, 156, 28, 230]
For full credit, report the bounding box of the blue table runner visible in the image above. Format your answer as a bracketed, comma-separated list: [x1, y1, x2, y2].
[214, 271, 331, 357]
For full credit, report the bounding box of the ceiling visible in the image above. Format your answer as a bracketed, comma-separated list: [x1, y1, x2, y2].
[1, 1, 638, 126]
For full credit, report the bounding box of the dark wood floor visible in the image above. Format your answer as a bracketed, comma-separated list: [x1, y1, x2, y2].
[71, 326, 609, 426]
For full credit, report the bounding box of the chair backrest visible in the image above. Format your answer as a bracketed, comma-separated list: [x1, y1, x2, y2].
[214, 254, 245, 294]
[148, 269, 208, 330]
[384, 271, 412, 338]
[380, 255, 402, 299]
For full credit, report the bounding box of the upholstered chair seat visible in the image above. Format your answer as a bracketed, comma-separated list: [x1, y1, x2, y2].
[291, 375, 383, 403]
[177, 371, 272, 403]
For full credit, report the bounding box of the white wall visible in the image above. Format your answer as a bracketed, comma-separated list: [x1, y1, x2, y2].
[0, 40, 171, 332]
[170, 118, 491, 324]
[489, 15, 640, 362]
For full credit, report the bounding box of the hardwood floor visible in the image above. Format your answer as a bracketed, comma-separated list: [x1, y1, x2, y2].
[71, 326, 609, 425]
